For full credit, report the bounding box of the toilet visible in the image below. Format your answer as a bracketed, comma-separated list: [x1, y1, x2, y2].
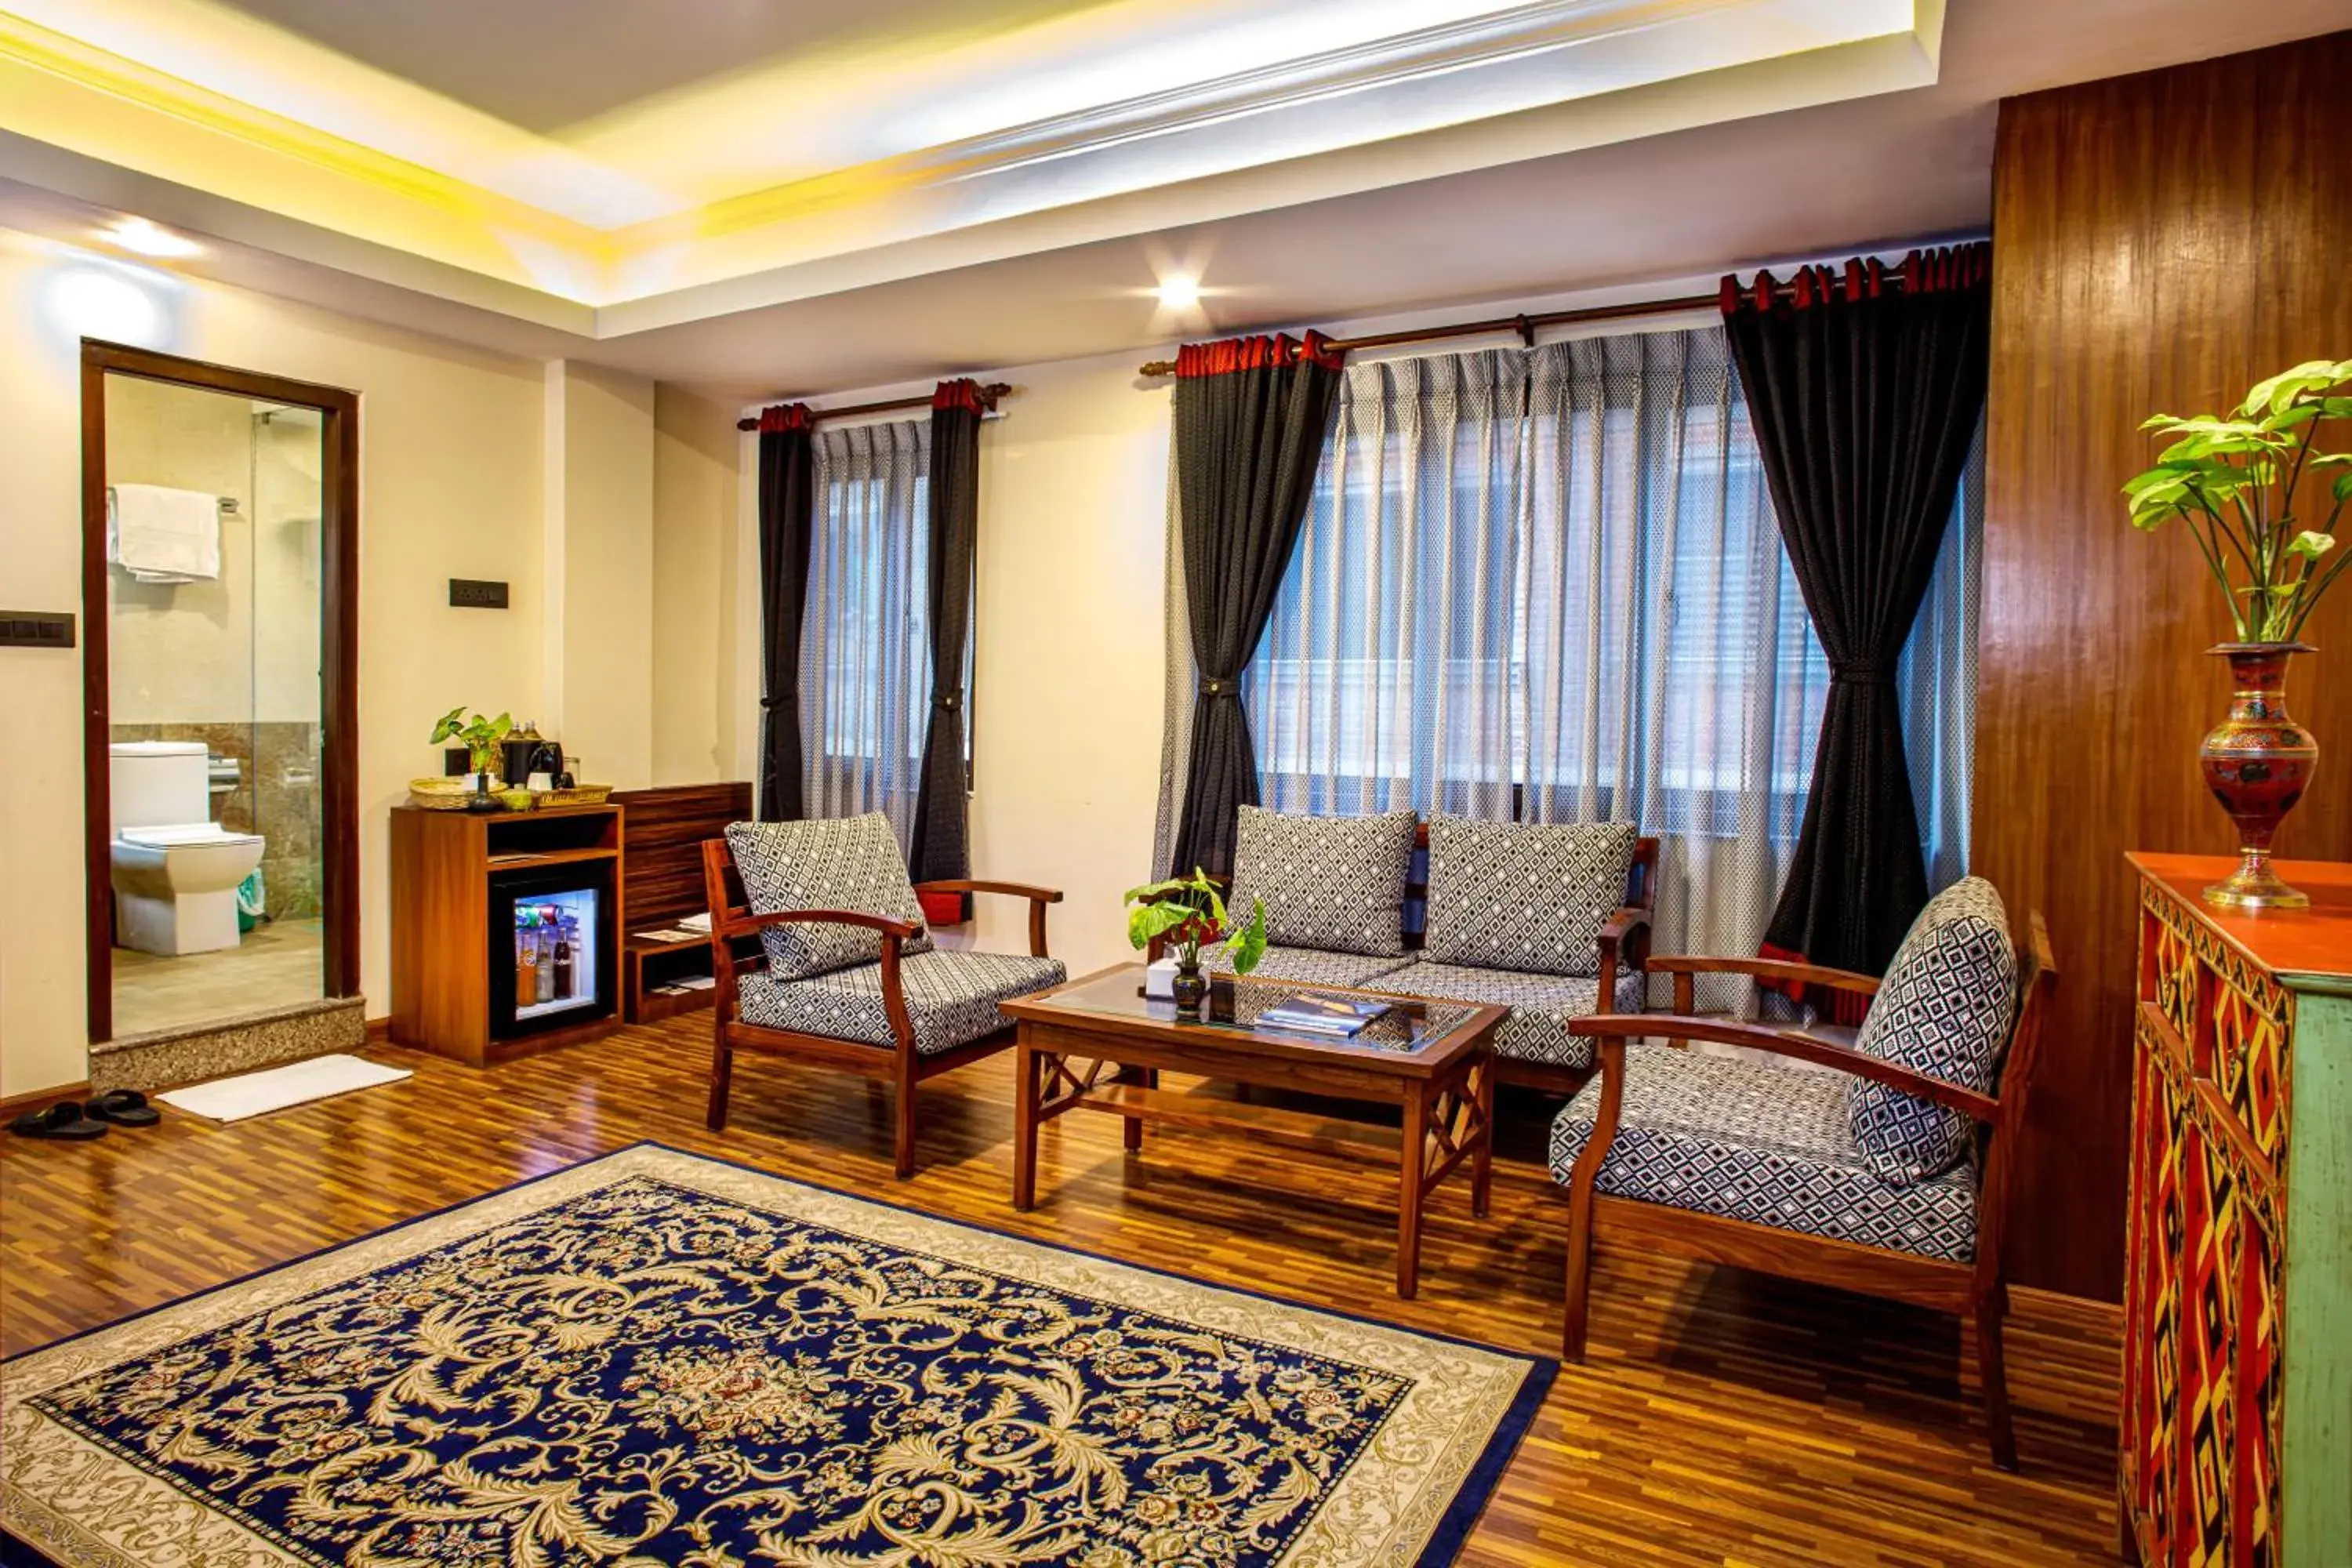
[110, 741, 265, 956]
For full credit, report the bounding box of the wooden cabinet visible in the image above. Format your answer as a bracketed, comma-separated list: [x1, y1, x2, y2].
[390, 804, 623, 1064]
[2122, 854, 2351, 1566]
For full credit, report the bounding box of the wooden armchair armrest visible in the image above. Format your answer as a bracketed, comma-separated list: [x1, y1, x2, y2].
[913, 880, 1060, 958]
[1567, 1012, 1998, 1123]
[1594, 905, 1652, 1011]
[916, 879, 1064, 904]
[714, 907, 924, 942]
[1646, 953, 1879, 1015]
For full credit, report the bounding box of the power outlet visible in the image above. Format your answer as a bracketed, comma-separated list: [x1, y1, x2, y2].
[448, 578, 509, 610]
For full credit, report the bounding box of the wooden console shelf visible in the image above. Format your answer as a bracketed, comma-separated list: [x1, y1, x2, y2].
[390, 804, 624, 1065]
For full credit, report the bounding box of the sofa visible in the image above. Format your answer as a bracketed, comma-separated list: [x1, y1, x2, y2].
[1171, 806, 1657, 1093]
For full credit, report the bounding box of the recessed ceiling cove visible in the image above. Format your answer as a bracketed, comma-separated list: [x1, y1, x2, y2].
[0, 0, 1938, 332]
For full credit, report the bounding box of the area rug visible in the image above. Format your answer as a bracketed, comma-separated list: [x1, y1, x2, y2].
[1, 1142, 1551, 1566]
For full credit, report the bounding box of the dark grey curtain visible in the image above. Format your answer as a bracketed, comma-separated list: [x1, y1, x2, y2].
[1722, 244, 1992, 983]
[909, 379, 985, 913]
[1167, 332, 1344, 877]
[754, 403, 816, 822]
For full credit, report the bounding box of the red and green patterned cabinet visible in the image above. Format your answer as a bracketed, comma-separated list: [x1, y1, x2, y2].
[2122, 854, 2352, 1568]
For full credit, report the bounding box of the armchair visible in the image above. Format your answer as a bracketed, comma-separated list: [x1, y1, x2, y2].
[1553, 881, 2055, 1470]
[702, 815, 1065, 1177]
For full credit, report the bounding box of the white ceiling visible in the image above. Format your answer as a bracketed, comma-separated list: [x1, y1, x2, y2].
[0, 0, 2344, 400]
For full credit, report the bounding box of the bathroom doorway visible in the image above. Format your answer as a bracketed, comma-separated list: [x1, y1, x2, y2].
[81, 342, 358, 1043]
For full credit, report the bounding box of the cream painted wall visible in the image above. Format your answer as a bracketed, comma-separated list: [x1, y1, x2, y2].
[0, 234, 547, 1098]
[549, 361, 655, 793]
[650, 384, 741, 784]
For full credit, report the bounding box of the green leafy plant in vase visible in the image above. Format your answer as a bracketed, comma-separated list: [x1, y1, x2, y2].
[2125, 358, 2351, 909]
[429, 707, 513, 811]
[1123, 869, 1267, 1015]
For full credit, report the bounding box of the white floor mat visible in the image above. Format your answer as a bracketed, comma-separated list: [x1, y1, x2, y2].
[155, 1054, 412, 1123]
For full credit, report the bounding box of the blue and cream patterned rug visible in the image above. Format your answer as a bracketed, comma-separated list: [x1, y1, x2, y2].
[1, 1143, 1549, 1566]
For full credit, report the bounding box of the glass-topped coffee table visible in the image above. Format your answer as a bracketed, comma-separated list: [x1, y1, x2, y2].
[997, 966, 1507, 1298]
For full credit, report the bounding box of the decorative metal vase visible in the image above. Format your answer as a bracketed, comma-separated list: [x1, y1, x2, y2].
[2199, 643, 2319, 910]
[1170, 957, 1208, 1015]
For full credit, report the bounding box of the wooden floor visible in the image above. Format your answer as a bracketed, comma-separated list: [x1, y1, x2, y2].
[0, 1017, 2125, 1566]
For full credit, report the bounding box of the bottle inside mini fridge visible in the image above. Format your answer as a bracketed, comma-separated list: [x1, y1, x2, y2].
[516, 909, 538, 998]
[536, 907, 557, 1004]
[553, 916, 575, 1000]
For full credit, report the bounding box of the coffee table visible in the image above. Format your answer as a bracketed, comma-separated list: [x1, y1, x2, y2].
[997, 966, 1506, 1297]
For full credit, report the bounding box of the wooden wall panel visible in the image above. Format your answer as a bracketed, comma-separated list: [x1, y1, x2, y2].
[1979, 31, 2352, 1301]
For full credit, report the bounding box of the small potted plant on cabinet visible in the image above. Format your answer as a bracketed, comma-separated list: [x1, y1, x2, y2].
[430, 707, 513, 813]
[1123, 870, 1267, 1014]
[2125, 358, 2350, 909]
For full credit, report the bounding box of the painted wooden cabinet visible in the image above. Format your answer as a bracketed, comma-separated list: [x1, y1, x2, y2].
[2122, 854, 2351, 1567]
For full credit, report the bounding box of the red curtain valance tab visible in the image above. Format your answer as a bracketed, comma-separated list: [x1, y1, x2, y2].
[1719, 241, 1992, 316]
[756, 402, 813, 433]
[1173, 330, 1344, 379]
[932, 378, 989, 415]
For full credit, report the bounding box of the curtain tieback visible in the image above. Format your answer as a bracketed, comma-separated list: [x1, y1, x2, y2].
[930, 692, 963, 711]
[1196, 677, 1240, 700]
[759, 693, 798, 710]
[1828, 662, 1896, 685]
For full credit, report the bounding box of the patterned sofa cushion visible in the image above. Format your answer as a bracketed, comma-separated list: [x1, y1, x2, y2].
[1372, 960, 1646, 1069]
[1422, 816, 1637, 977]
[724, 813, 934, 982]
[1200, 942, 1410, 989]
[1847, 877, 2019, 1185]
[737, 950, 1066, 1055]
[1229, 807, 1418, 957]
[1550, 1043, 1980, 1262]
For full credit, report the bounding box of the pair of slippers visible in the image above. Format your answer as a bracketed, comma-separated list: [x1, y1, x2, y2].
[9, 1091, 159, 1141]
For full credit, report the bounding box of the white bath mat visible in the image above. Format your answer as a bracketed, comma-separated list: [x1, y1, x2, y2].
[156, 1054, 412, 1123]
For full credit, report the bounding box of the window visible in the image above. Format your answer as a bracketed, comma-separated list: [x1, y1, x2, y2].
[1243, 325, 1980, 980]
[800, 419, 974, 844]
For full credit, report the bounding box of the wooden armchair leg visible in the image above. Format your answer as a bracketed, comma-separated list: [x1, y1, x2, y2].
[1975, 1282, 2018, 1472]
[1562, 1186, 1597, 1362]
[892, 1058, 920, 1179]
[706, 1028, 733, 1133]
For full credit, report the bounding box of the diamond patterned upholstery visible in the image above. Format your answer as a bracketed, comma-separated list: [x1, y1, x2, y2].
[1550, 1043, 1980, 1261]
[1422, 816, 1638, 977]
[1846, 877, 2018, 1185]
[724, 814, 932, 982]
[1229, 807, 1418, 957]
[1199, 942, 1410, 988]
[1373, 960, 1647, 1068]
[736, 949, 1066, 1056]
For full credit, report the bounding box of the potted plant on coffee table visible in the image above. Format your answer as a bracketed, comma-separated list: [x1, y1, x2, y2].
[1123, 870, 1267, 1015]
[2125, 358, 2351, 909]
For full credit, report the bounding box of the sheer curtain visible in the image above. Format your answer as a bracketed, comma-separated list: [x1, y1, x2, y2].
[1246, 350, 1527, 820]
[1238, 322, 1982, 1007]
[800, 419, 932, 846]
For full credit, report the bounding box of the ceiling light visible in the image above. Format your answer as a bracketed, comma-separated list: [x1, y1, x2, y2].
[101, 218, 201, 259]
[1156, 274, 1202, 310]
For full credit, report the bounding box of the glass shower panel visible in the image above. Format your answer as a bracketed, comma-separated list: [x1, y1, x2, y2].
[103, 376, 325, 1036]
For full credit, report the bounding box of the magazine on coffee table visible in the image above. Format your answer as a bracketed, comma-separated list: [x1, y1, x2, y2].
[1255, 993, 1394, 1037]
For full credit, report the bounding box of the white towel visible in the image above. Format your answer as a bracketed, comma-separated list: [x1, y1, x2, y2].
[107, 484, 220, 583]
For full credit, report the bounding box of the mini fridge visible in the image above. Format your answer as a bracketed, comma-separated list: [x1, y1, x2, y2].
[487, 862, 615, 1040]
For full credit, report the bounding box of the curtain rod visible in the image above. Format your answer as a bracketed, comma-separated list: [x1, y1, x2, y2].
[1133, 272, 1920, 376]
[736, 382, 1012, 431]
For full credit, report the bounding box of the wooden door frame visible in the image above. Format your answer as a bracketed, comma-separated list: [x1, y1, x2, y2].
[81, 339, 361, 1042]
